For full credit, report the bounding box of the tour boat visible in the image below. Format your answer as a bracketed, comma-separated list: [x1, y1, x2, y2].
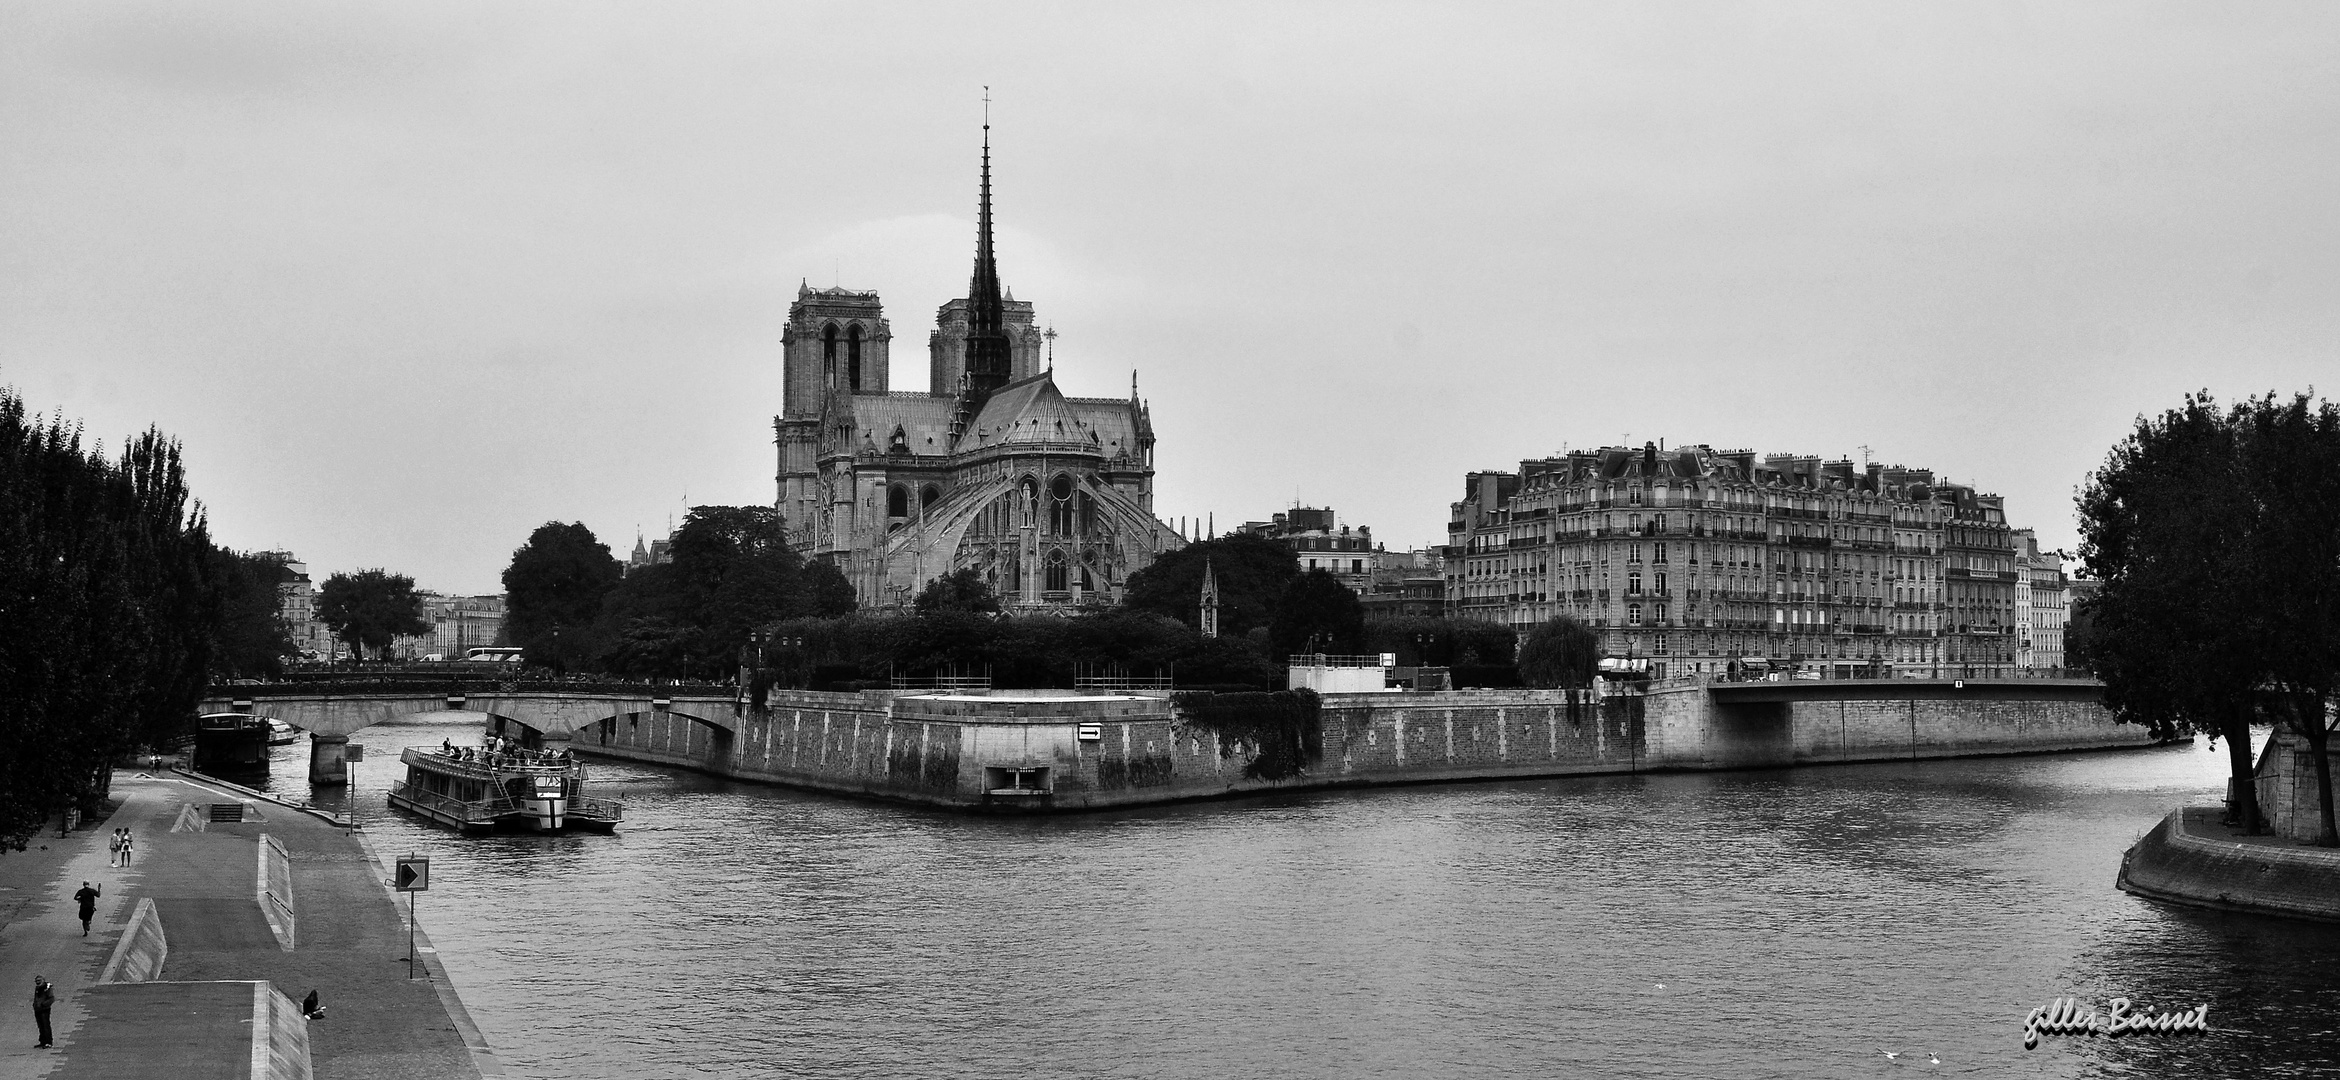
[386, 743, 622, 834]
[266, 719, 301, 746]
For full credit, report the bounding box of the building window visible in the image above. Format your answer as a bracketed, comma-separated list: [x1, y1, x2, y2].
[1046, 549, 1069, 593]
[847, 324, 864, 390]
[1628, 603, 1643, 626]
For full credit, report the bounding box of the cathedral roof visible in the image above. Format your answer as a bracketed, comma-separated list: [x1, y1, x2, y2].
[850, 393, 958, 456]
[920, 372, 1135, 459]
[966, 372, 1095, 449]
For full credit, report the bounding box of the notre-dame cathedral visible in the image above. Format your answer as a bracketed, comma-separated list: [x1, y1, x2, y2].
[773, 129, 1182, 611]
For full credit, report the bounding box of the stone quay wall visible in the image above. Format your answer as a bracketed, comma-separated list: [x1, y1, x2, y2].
[2119, 806, 2340, 923]
[571, 682, 2149, 812]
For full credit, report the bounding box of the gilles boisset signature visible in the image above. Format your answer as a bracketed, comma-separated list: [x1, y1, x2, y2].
[2023, 997, 2209, 1049]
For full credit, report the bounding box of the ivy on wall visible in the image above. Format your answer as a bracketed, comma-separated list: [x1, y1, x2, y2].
[1172, 688, 1323, 781]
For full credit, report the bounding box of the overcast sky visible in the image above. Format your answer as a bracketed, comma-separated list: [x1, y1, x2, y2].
[4, 3, 2334, 594]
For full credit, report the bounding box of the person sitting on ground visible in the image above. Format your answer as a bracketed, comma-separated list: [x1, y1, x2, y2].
[301, 989, 326, 1020]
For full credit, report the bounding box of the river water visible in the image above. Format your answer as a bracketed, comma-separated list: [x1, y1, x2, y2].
[256, 719, 2340, 1079]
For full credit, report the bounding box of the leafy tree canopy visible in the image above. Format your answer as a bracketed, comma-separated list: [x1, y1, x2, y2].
[1518, 615, 1602, 690]
[1, 388, 217, 834]
[1270, 569, 1367, 660]
[316, 569, 430, 661]
[503, 522, 621, 656]
[915, 567, 1000, 615]
[2078, 390, 2340, 841]
[1121, 533, 1298, 636]
[209, 548, 295, 680]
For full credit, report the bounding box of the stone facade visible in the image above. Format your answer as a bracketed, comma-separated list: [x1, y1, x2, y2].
[1445, 443, 2027, 679]
[2014, 529, 2070, 671]
[772, 140, 1179, 612]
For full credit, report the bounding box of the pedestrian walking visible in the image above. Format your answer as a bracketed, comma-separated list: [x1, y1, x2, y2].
[119, 829, 132, 867]
[107, 830, 120, 868]
[31, 976, 54, 1048]
[73, 881, 99, 937]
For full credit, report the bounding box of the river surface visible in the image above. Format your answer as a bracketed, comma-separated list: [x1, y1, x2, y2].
[253, 719, 2340, 1079]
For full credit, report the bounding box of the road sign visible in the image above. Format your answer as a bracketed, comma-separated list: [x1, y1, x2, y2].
[344, 745, 364, 762]
[395, 855, 430, 892]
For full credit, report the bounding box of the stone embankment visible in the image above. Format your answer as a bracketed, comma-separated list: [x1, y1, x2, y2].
[567, 679, 2155, 812]
[0, 769, 501, 1079]
[2119, 805, 2340, 923]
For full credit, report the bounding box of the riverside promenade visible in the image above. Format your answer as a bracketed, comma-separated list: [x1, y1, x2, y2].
[0, 769, 499, 1079]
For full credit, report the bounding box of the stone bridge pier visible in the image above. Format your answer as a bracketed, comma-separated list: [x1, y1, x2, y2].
[310, 734, 350, 786]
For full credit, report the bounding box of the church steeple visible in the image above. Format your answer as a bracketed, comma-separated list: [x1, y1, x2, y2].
[962, 97, 1013, 399]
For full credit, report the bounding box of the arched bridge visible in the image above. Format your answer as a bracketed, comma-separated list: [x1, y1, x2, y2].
[198, 685, 746, 785]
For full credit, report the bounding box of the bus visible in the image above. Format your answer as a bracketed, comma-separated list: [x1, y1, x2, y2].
[461, 647, 526, 664]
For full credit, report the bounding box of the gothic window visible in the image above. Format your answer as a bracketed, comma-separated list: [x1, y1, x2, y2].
[922, 485, 941, 509]
[1046, 549, 1069, 593]
[822, 323, 839, 383]
[847, 324, 864, 390]
[887, 485, 909, 519]
[1048, 474, 1075, 535]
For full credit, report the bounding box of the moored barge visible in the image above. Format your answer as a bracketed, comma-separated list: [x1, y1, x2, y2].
[387, 742, 622, 834]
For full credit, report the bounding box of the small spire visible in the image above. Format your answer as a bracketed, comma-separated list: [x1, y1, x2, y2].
[1045, 326, 1056, 372]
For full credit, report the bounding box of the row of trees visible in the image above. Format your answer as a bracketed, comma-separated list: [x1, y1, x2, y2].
[0, 390, 218, 837]
[499, 515, 1532, 688]
[2076, 391, 2340, 844]
[503, 507, 855, 679]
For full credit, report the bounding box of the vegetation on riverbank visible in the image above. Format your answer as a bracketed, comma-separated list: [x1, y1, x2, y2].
[2077, 390, 2340, 843]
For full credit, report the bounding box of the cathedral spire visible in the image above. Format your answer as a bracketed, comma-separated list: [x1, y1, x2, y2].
[962, 89, 1013, 400]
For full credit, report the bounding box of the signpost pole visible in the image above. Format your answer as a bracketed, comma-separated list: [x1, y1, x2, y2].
[394, 854, 430, 980]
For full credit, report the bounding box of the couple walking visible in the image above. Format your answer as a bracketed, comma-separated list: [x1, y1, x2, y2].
[105, 827, 133, 867]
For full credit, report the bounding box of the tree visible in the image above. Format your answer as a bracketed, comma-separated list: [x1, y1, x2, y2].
[915, 568, 1000, 615]
[316, 569, 430, 661]
[1518, 614, 1602, 723]
[1, 390, 218, 836]
[669, 505, 805, 667]
[2078, 390, 2340, 841]
[2234, 392, 2340, 845]
[1269, 569, 1366, 660]
[209, 549, 296, 679]
[805, 559, 857, 616]
[503, 522, 621, 671]
[1121, 534, 1298, 636]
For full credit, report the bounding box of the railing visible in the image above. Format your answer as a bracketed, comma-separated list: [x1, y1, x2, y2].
[890, 675, 994, 691]
[568, 794, 626, 821]
[387, 781, 511, 825]
[1287, 654, 1390, 669]
[214, 676, 737, 699]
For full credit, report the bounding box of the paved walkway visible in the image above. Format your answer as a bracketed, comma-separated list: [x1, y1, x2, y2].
[0, 771, 497, 1080]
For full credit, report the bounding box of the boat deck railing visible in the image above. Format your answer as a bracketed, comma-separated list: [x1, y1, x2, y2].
[401, 746, 579, 778]
[568, 794, 626, 822]
[388, 781, 515, 826]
